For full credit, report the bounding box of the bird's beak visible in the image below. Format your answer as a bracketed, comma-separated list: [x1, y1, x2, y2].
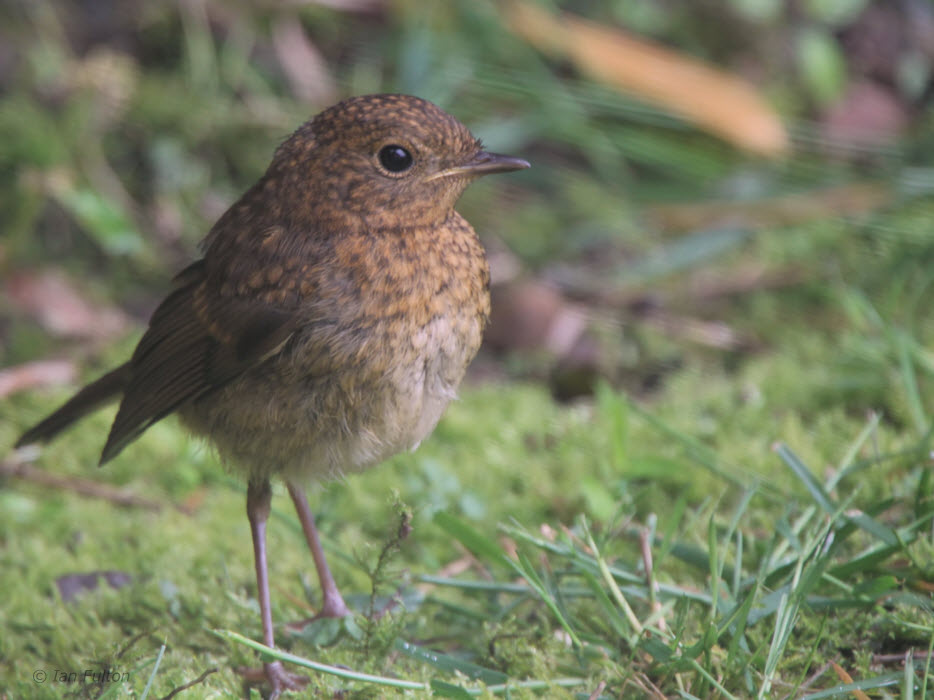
[426, 151, 530, 181]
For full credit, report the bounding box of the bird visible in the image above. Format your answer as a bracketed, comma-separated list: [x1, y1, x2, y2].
[15, 93, 529, 697]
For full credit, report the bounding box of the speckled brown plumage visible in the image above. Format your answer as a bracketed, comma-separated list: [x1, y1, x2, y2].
[16, 94, 528, 697]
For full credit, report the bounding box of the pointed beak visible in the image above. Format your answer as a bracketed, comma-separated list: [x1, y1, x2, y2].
[427, 151, 530, 181]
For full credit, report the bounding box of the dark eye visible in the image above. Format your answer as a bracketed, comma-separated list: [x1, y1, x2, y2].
[378, 144, 414, 173]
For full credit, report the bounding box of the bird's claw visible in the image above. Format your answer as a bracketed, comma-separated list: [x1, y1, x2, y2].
[237, 660, 308, 699]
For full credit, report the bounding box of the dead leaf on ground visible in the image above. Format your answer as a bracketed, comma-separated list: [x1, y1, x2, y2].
[644, 182, 893, 233]
[6, 268, 129, 339]
[822, 81, 909, 148]
[641, 311, 756, 352]
[0, 360, 76, 399]
[685, 263, 808, 302]
[56, 571, 133, 603]
[272, 14, 337, 105]
[488, 279, 589, 355]
[299, 0, 386, 11]
[503, 0, 788, 157]
[0, 458, 168, 512]
[830, 662, 871, 700]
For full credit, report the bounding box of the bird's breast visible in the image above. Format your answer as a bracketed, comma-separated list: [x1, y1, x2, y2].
[312, 212, 491, 451]
[304, 211, 490, 370]
[186, 212, 490, 482]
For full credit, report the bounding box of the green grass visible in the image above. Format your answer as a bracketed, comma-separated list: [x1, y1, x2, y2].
[3, 1, 934, 697]
[4, 351, 934, 696]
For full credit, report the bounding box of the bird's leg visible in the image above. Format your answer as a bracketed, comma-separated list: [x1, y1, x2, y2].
[236, 478, 309, 698]
[287, 481, 351, 619]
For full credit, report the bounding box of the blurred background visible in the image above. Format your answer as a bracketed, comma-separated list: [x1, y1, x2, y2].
[5, 1, 934, 696]
[2, 0, 933, 411]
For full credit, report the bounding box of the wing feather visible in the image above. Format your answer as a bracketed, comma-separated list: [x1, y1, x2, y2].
[99, 260, 299, 463]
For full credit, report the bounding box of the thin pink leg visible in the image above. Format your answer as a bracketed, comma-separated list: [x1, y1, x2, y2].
[237, 479, 308, 698]
[287, 481, 350, 618]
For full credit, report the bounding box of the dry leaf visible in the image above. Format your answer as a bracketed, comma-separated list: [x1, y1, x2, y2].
[830, 661, 871, 700]
[6, 269, 129, 339]
[56, 571, 133, 603]
[642, 311, 754, 352]
[291, 0, 386, 11]
[822, 81, 908, 148]
[0, 360, 76, 399]
[686, 263, 807, 302]
[272, 14, 338, 105]
[488, 280, 588, 354]
[504, 1, 788, 157]
[500, 535, 519, 561]
[644, 183, 892, 233]
[0, 458, 167, 511]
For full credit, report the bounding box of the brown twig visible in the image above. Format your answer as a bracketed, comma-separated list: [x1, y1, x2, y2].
[159, 667, 218, 700]
[1, 453, 166, 512]
[587, 680, 607, 700]
[796, 660, 832, 693]
[640, 310, 756, 352]
[873, 650, 934, 664]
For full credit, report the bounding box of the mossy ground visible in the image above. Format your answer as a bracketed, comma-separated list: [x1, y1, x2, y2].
[3, 2, 934, 698]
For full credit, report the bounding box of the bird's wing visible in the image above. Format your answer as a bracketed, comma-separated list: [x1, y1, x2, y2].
[100, 260, 300, 464]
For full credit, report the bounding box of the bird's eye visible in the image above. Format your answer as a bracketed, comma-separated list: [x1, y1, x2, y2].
[378, 145, 414, 173]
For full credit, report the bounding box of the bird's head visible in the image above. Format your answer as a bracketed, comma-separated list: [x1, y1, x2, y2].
[271, 94, 529, 231]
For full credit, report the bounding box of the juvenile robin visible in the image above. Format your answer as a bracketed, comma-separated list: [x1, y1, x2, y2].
[16, 93, 528, 696]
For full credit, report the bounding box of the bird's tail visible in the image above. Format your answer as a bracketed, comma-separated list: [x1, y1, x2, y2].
[15, 363, 131, 448]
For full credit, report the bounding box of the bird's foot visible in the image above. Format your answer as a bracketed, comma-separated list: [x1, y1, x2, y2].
[285, 591, 350, 631]
[237, 660, 308, 699]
